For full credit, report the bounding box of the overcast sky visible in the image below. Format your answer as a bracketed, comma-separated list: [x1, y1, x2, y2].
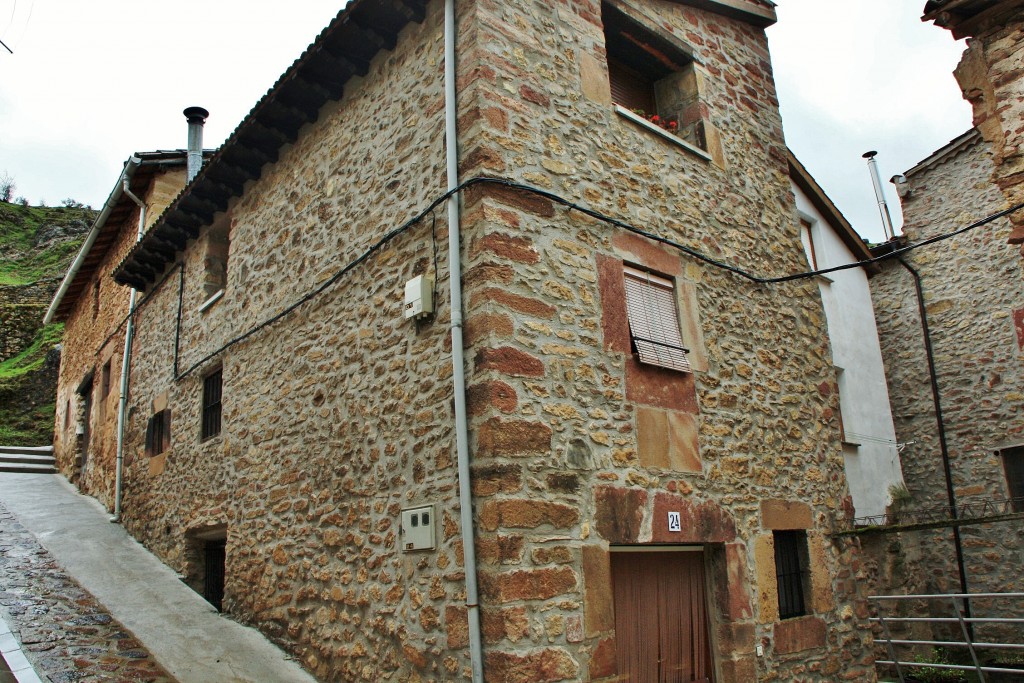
[1, 1, 972, 244]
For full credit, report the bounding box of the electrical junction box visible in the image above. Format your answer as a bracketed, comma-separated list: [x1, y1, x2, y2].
[400, 505, 435, 552]
[404, 275, 434, 320]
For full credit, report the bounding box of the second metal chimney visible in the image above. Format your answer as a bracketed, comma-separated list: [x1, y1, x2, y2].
[184, 106, 209, 182]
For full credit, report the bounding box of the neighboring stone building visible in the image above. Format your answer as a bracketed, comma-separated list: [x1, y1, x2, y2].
[46, 151, 198, 500]
[924, 0, 1024, 244]
[51, 0, 879, 680]
[789, 153, 905, 522]
[869, 129, 1024, 637]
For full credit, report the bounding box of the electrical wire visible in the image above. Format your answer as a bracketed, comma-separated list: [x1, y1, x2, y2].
[93, 175, 1023, 382]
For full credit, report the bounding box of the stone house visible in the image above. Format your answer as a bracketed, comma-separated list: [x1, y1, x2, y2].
[50, 0, 879, 680]
[45, 149, 203, 500]
[869, 129, 1024, 636]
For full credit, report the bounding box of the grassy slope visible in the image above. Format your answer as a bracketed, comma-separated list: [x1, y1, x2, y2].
[0, 200, 95, 445]
[0, 202, 92, 285]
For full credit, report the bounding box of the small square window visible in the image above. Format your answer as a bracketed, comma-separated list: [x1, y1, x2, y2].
[201, 369, 223, 441]
[774, 530, 808, 620]
[623, 266, 691, 373]
[1001, 446, 1024, 512]
[602, 2, 708, 150]
[145, 409, 171, 456]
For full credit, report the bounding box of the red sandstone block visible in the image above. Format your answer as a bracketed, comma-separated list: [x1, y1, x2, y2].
[472, 288, 557, 319]
[773, 615, 827, 654]
[467, 380, 518, 416]
[479, 499, 580, 531]
[475, 347, 545, 377]
[472, 232, 540, 264]
[593, 486, 648, 543]
[476, 416, 552, 457]
[480, 566, 578, 603]
[485, 647, 579, 682]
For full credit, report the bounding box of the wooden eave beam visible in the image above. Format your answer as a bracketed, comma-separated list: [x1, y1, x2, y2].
[220, 144, 274, 177]
[177, 195, 219, 224]
[382, 0, 427, 24]
[204, 162, 253, 196]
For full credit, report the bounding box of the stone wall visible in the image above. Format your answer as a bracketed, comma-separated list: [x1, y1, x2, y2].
[938, 6, 1024, 244]
[88, 0, 878, 681]
[869, 131, 1024, 643]
[0, 282, 54, 362]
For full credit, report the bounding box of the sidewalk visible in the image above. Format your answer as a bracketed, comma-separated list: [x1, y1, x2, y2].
[0, 473, 317, 683]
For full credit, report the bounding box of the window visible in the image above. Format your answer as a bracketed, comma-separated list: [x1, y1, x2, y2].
[201, 368, 223, 440]
[145, 409, 171, 456]
[1001, 446, 1024, 512]
[774, 530, 808, 619]
[100, 360, 112, 400]
[623, 266, 691, 373]
[801, 218, 818, 270]
[202, 217, 230, 303]
[611, 549, 713, 682]
[602, 2, 707, 150]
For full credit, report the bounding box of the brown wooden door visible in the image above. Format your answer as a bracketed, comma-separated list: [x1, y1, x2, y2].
[611, 550, 713, 683]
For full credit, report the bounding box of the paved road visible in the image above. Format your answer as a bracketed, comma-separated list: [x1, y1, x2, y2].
[0, 473, 317, 683]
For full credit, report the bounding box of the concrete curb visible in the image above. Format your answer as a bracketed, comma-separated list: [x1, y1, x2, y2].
[0, 611, 44, 683]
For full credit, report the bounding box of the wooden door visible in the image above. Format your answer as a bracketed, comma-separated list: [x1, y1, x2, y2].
[611, 550, 713, 683]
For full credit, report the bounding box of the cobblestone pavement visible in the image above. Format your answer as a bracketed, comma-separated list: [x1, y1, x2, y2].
[0, 502, 177, 683]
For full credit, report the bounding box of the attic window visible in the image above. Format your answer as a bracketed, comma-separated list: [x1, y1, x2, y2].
[202, 217, 230, 302]
[623, 266, 691, 373]
[602, 2, 708, 151]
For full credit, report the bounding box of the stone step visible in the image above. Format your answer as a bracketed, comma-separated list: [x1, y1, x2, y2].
[0, 453, 56, 466]
[0, 462, 56, 474]
[0, 445, 53, 455]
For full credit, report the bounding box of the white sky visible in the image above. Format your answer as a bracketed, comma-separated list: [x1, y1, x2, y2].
[1, 1, 972, 245]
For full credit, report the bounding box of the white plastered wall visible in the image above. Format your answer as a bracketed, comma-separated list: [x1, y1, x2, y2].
[793, 182, 905, 520]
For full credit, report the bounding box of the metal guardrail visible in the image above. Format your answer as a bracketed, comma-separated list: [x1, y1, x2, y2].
[847, 496, 1024, 532]
[870, 593, 1024, 682]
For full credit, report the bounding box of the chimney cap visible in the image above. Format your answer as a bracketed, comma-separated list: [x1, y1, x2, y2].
[183, 106, 210, 124]
[862, 150, 878, 159]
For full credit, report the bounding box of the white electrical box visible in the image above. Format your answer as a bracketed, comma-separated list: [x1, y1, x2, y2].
[404, 275, 434, 319]
[400, 505, 436, 551]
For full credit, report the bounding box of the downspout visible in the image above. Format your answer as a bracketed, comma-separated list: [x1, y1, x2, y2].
[897, 257, 971, 621]
[113, 181, 147, 522]
[444, 0, 483, 680]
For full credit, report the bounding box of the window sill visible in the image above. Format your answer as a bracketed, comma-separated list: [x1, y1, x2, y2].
[842, 440, 861, 448]
[615, 105, 712, 162]
[199, 289, 225, 313]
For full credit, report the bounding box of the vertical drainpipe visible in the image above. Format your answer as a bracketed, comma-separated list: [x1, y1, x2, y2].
[113, 180, 146, 522]
[444, 1, 484, 680]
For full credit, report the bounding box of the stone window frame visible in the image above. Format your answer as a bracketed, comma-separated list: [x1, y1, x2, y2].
[601, 0, 714, 163]
[200, 214, 231, 311]
[201, 366, 223, 441]
[999, 445, 1024, 512]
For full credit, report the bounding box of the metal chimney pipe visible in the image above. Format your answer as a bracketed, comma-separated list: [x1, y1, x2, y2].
[184, 106, 209, 182]
[863, 150, 895, 241]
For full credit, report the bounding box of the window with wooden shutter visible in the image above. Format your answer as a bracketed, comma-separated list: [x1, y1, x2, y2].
[623, 266, 691, 373]
[145, 409, 171, 456]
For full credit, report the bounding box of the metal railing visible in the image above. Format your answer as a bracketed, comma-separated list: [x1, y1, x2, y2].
[848, 496, 1024, 532]
[871, 593, 1024, 682]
